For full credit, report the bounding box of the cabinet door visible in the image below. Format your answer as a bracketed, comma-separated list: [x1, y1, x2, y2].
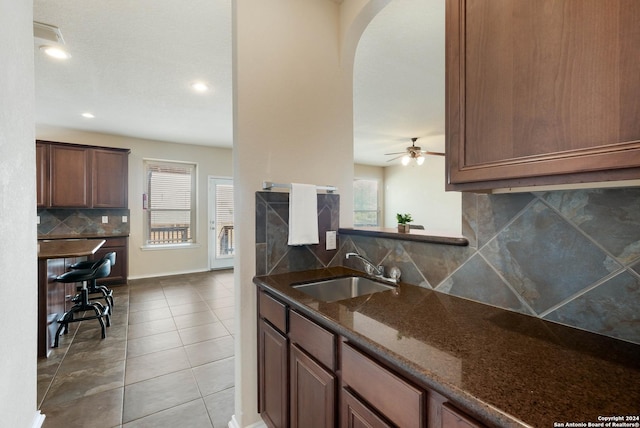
[49, 144, 91, 207]
[36, 142, 49, 207]
[92, 149, 128, 208]
[259, 319, 289, 428]
[446, 0, 640, 190]
[441, 403, 484, 428]
[290, 344, 335, 428]
[341, 388, 392, 428]
[91, 237, 128, 285]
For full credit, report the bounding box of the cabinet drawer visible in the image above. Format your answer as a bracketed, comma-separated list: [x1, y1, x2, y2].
[341, 342, 425, 428]
[289, 310, 336, 371]
[442, 403, 484, 428]
[259, 290, 287, 333]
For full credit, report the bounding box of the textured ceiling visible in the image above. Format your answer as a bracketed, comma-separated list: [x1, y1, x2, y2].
[33, 0, 444, 166]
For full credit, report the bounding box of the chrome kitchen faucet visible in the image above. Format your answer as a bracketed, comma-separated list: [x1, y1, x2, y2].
[345, 252, 401, 284]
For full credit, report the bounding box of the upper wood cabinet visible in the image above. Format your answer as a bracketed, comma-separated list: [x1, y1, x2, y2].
[36, 141, 130, 208]
[50, 144, 91, 207]
[92, 148, 128, 208]
[446, 0, 640, 191]
[36, 142, 49, 207]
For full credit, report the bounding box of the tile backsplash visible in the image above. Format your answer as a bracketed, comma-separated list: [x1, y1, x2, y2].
[38, 208, 130, 237]
[255, 191, 339, 275]
[255, 187, 640, 345]
[344, 188, 640, 345]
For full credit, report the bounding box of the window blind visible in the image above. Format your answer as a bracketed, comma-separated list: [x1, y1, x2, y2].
[145, 160, 196, 245]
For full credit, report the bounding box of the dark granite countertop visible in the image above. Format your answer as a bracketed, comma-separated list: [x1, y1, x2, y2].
[339, 227, 469, 246]
[38, 239, 105, 259]
[254, 267, 640, 428]
[38, 233, 129, 241]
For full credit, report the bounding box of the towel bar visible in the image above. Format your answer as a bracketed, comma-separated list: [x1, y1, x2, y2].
[262, 181, 337, 193]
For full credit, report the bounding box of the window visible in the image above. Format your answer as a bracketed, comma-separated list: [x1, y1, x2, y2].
[353, 179, 379, 226]
[144, 160, 196, 246]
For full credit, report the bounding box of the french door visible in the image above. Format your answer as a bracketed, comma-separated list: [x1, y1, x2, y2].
[208, 177, 234, 269]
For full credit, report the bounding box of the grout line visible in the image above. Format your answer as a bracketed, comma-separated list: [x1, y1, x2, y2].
[538, 268, 625, 318]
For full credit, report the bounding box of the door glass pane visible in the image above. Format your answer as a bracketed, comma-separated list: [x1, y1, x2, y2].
[215, 184, 234, 258]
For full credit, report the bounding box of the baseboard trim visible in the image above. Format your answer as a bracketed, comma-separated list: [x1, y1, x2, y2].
[228, 414, 266, 428]
[31, 411, 45, 428]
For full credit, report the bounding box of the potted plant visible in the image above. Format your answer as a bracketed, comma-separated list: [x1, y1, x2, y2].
[396, 213, 413, 233]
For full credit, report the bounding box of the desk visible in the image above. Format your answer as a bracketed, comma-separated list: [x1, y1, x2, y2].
[37, 239, 105, 357]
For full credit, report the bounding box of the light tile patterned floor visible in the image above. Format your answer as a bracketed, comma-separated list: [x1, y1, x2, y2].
[37, 270, 235, 428]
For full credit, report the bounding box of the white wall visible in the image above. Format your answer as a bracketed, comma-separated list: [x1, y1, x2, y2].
[355, 163, 385, 180]
[384, 153, 461, 234]
[36, 125, 233, 279]
[0, 1, 40, 426]
[232, 1, 387, 426]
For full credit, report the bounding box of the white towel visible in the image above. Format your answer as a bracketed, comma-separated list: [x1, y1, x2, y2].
[288, 183, 319, 246]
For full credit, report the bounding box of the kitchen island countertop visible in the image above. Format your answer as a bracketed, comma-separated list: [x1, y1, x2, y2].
[255, 267, 640, 428]
[38, 238, 105, 259]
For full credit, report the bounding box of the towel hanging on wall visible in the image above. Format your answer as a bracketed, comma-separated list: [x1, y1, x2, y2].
[288, 183, 319, 246]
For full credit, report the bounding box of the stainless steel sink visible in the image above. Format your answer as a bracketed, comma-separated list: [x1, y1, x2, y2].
[292, 276, 395, 302]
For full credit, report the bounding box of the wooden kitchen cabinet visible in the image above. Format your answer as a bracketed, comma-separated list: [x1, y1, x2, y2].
[341, 341, 426, 428]
[92, 148, 128, 208]
[441, 403, 484, 428]
[86, 237, 128, 285]
[259, 319, 289, 428]
[38, 255, 81, 357]
[49, 144, 91, 207]
[258, 291, 289, 428]
[290, 344, 335, 428]
[257, 292, 338, 428]
[341, 388, 393, 428]
[289, 310, 337, 428]
[446, 0, 640, 191]
[36, 142, 49, 207]
[36, 140, 130, 208]
[256, 287, 485, 428]
[429, 390, 485, 428]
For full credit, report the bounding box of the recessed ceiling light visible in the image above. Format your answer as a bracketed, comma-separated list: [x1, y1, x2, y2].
[40, 45, 71, 60]
[81, 112, 95, 119]
[191, 81, 209, 93]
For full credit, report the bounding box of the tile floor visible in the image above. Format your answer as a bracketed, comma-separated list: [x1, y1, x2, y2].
[37, 270, 236, 428]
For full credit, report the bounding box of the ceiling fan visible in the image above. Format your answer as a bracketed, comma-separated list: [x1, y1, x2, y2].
[385, 138, 445, 165]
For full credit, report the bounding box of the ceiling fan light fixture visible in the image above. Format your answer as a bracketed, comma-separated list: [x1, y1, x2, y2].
[385, 137, 445, 165]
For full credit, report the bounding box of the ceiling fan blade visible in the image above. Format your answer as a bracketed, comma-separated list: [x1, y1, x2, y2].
[386, 155, 403, 162]
[384, 151, 406, 155]
[424, 151, 445, 157]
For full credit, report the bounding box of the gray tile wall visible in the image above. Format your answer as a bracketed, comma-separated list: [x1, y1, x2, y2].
[255, 188, 640, 345]
[38, 208, 131, 237]
[255, 191, 340, 275]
